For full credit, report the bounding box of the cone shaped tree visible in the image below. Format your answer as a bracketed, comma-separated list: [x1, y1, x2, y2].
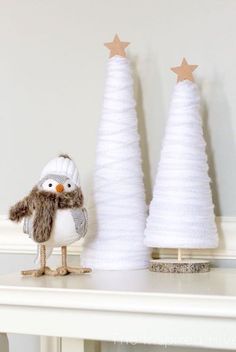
[81, 35, 149, 270]
[145, 59, 218, 251]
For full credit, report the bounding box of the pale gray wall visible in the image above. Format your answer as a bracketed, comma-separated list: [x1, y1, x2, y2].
[0, 0, 236, 351]
[0, 0, 235, 216]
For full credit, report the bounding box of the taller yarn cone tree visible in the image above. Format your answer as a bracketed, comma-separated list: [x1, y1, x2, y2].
[145, 58, 218, 273]
[81, 35, 149, 270]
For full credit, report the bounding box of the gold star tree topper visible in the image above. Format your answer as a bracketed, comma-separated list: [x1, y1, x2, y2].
[104, 34, 130, 58]
[171, 58, 198, 82]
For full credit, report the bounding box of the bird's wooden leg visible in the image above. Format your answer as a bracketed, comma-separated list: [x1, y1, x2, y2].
[42, 245, 58, 276]
[67, 266, 92, 274]
[21, 245, 58, 277]
[56, 246, 91, 276]
[56, 246, 69, 276]
[21, 245, 46, 277]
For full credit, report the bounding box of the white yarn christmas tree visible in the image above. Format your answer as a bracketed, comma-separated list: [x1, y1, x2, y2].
[81, 35, 149, 270]
[145, 59, 218, 250]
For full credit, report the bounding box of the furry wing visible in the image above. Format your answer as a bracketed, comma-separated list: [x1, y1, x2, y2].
[70, 208, 88, 239]
[23, 216, 53, 262]
[9, 194, 33, 222]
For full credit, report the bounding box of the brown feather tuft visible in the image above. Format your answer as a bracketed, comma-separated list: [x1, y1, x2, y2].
[9, 186, 84, 243]
[59, 154, 71, 160]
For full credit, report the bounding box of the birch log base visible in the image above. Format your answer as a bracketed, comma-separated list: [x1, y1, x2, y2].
[149, 259, 211, 273]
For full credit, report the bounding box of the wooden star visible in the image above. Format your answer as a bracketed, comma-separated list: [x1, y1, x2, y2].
[171, 58, 198, 82]
[104, 34, 130, 58]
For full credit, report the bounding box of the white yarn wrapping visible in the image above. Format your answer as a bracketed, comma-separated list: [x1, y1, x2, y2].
[144, 80, 218, 248]
[81, 56, 149, 270]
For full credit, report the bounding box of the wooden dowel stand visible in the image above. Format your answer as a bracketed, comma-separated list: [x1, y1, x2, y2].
[149, 247, 211, 273]
[178, 248, 182, 262]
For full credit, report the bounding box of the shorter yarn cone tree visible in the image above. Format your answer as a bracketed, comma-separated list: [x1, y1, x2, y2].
[145, 58, 218, 272]
[81, 35, 149, 270]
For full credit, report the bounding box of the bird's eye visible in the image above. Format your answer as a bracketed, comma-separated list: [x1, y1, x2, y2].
[48, 183, 52, 187]
[67, 184, 71, 188]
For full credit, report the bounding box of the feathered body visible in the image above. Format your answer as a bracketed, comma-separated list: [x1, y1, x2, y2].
[9, 155, 91, 276]
[10, 185, 87, 248]
[44, 209, 86, 247]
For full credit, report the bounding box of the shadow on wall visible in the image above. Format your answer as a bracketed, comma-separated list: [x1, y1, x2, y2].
[132, 62, 152, 205]
[132, 55, 165, 206]
[201, 75, 236, 216]
[0, 333, 8, 352]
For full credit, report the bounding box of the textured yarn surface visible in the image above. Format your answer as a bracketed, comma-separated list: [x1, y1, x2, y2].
[81, 56, 149, 269]
[144, 80, 218, 249]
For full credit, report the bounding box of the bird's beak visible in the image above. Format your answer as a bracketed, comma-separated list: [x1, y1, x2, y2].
[56, 184, 64, 193]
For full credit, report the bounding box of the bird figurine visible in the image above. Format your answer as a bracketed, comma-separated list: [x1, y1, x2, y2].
[9, 154, 91, 277]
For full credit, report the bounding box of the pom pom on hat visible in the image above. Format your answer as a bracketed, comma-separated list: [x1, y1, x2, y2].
[40, 154, 80, 186]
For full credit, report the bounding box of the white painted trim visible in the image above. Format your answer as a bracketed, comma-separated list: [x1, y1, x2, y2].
[61, 338, 85, 352]
[40, 337, 97, 352]
[2, 269, 236, 349]
[0, 215, 235, 259]
[40, 336, 61, 352]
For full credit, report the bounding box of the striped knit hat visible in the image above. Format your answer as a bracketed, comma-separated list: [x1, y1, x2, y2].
[40, 154, 80, 186]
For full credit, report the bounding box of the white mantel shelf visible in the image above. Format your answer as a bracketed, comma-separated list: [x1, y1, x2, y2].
[1, 268, 236, 350]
